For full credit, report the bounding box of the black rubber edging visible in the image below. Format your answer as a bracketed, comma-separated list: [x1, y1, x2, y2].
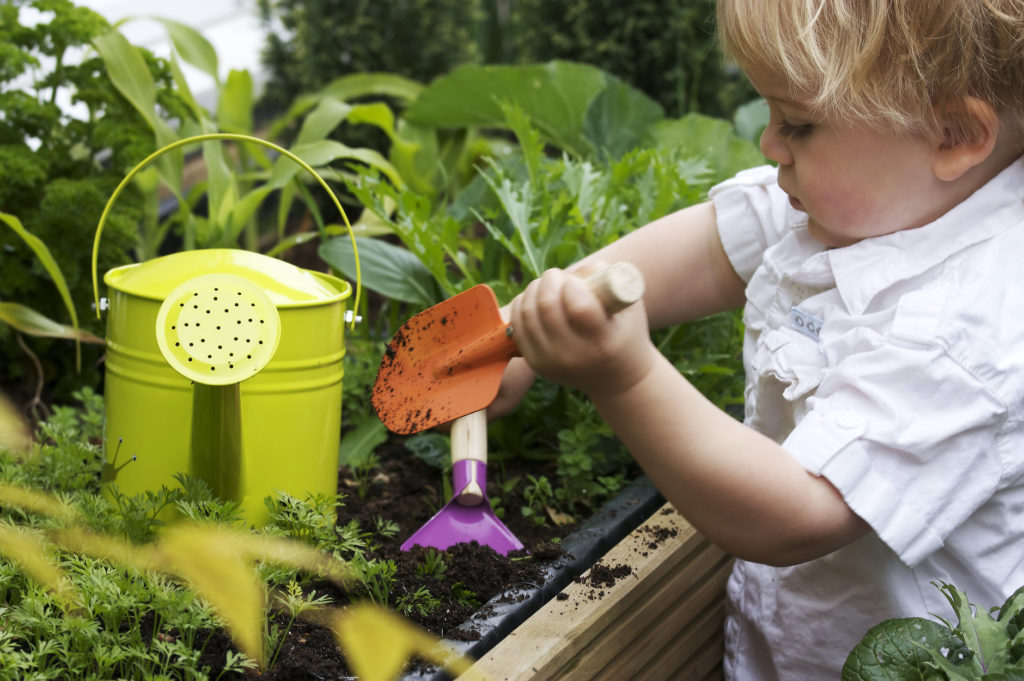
[402, 475, 665, 681]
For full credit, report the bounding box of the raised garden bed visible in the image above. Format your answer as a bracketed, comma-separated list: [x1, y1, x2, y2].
[241, 438, 732, 681]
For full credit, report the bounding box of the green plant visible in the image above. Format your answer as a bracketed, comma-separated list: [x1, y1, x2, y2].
[520, 475, 554, 526]
[415, 548, 449, 580]
[350, 552, 398, 606]
[0, 0, 188, 404]
[267, 579, 332, 668]
[843, 582, 1024, 680]
[450, 581, 480, 609]
[0, 419, 473, 680]
[396, 585, 441, 618]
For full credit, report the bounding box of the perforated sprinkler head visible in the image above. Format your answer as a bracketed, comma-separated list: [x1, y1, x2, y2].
[155, 273, 281, 385]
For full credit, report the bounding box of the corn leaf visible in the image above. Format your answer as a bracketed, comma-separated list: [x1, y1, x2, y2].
[0, 213, 87, 368]
[93, 29, 183, 197]
[0, 303, 104, 345]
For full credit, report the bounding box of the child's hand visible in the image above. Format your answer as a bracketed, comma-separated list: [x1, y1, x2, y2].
[509, 266, 658, 398]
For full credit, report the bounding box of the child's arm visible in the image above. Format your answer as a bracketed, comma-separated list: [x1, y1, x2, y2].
[507, 206, 870, 566]
[492, 201, 747, 417]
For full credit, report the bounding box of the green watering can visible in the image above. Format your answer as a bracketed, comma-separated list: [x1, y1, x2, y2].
[91, 134, 361, 524]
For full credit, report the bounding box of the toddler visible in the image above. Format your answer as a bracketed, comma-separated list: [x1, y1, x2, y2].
[495, 1, 1024, 678]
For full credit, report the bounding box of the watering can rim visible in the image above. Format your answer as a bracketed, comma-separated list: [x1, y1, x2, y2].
[103, 248, 352, 307]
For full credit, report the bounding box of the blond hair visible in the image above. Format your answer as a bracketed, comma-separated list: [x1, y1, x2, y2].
[716, 0, 1024, 142]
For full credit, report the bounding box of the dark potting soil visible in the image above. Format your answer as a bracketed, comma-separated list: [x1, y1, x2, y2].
[196, 439, 643, 680]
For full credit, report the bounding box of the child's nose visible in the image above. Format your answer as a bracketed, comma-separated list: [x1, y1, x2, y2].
[759, 126, 793, 166]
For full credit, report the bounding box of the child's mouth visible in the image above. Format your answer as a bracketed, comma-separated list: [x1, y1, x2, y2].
[788, 195, 805, 212]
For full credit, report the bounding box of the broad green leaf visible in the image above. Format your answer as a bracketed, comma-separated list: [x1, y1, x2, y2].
[841, 617, 958, 681]
[405, 61, 661, 160]
[319, 236, 441, 307]
[218, 69, 254, 134]
[0, 303, 104, 344]
[581, 77, 665, 159]
[338, 420, 388, 468]
[648, 113, 766, 183]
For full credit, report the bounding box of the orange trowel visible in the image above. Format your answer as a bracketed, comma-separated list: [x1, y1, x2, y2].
[371, 262, 646, 435]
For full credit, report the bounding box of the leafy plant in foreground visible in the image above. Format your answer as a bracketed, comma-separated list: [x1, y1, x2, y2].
[843, 582, 1024, 680]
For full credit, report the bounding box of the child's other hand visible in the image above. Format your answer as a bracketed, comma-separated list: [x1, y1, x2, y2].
[509, 267, 657, 398]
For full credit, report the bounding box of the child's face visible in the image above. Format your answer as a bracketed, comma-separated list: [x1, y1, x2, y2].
[746, 66, 951, 248]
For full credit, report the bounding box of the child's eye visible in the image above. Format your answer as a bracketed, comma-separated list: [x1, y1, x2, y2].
[778, 120, 814, 140]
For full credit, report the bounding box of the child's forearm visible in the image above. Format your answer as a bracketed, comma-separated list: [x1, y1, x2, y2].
[588, 351, 869, 566]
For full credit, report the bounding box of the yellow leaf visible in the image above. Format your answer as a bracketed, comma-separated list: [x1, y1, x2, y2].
[0, 484, 80, 524]
[156, 524, 265, 664]
[0, 394, 31, 455]
[51, 528, 160, 572]
[0, 525, 75, 605]
[331, 603, 473, 681]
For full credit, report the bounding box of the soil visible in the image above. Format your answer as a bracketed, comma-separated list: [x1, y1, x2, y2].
[196, 439, 620, 680]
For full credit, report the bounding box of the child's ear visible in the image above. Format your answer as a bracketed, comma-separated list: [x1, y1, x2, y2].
[933, 97, 1000, 182]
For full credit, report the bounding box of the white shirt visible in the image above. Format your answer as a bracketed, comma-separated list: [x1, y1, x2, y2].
[708, 159, 1024, 680]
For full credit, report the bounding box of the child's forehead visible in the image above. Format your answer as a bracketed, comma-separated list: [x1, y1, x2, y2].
[743, 64, 815, 109]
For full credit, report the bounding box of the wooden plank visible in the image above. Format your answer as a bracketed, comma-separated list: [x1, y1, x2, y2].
[458, 504, 730, 681]
[596, 557, 732, 681]
[580, 547, 732, 681]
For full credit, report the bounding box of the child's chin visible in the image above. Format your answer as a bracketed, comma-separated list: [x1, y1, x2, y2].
[807, 220, 860, 248]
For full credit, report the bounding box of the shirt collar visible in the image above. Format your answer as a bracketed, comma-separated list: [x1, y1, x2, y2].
[827, 156, 1024, 315]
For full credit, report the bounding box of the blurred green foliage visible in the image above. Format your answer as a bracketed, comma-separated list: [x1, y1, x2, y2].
[0, 0, 192, 402]
[508, 0, 757, 118]
[257, 0, 757, 120]
[257, 0, 483, 109]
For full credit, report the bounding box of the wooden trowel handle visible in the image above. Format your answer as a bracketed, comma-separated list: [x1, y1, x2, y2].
[582, 262, 645, 314]
[451, 409, 487, 505]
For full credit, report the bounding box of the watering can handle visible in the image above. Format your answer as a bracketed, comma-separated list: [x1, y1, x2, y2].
[90, 132, 362, 329]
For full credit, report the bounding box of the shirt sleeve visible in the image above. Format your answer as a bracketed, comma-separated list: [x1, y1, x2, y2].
[708, 165, 792, 283]
[780, 341, 1006, 567]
